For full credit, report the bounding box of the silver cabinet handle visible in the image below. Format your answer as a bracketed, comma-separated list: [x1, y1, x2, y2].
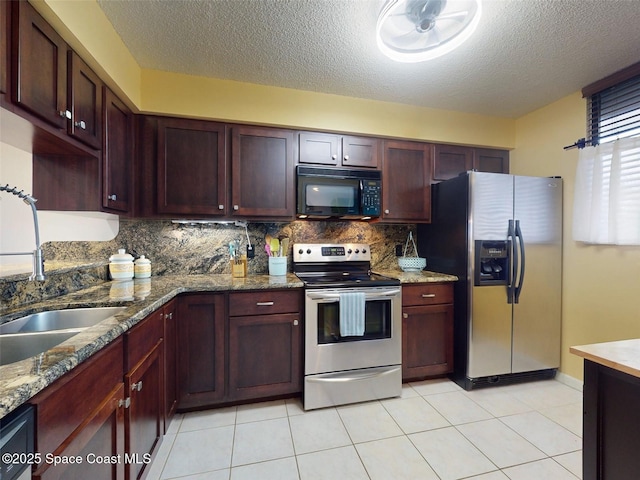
[331, 154, 337, 160]
[421, 293, 436, 298]
[107, 194, 117, 201]
[293, 319, 299, 326]
[256, 301, 274, 306]
[344, 155, 349, 161]
[233, 205, 239, 210]
[384, 209, 390, 214]
[119, 397, 131, 408]
[59, 110, 71, 119]
[403, 313, 408, 319]
[132, 381, 143, 392]
[74, 120, 86, 129]
[218, 204, 224, 210]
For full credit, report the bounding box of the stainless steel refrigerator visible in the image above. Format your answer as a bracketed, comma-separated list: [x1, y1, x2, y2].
[418, 172, 562, 390]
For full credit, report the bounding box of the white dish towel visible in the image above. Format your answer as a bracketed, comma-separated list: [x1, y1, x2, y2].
[339, 292, 366, 336]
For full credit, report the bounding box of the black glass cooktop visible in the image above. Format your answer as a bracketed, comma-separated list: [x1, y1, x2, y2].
[295, 271, 400, 288]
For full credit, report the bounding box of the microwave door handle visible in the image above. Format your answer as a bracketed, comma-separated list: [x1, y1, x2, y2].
[307, 289, 401, 301]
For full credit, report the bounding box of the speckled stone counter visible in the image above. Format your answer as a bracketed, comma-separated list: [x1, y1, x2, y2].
[571, 339, 640, 379]
[0, 273, 303, 418]
[375, 269, 458, 283]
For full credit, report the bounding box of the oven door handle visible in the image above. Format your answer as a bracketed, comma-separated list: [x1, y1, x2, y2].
[307, 289, 401, 302]
[306, 366, 401, 383]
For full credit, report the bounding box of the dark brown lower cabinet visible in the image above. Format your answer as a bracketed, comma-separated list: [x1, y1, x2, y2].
[583, 359, 640, 480]
[163, 299, 178, 431]
[177, 294, 226, 409]
[402, 283, 454, 381]
[228, 313, 302, 401]
[31, 337, 126, 480]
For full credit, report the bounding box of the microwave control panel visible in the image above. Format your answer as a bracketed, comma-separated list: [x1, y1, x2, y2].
[361, 180, 381, 216]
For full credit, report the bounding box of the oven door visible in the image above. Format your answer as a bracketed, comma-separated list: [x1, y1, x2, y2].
[305, 286, 402, 375]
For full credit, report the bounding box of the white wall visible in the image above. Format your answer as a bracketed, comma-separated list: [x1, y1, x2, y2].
[0, 142, 119, 276]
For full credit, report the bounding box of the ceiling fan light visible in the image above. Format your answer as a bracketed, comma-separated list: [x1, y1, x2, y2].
[376, 0, 482, 63]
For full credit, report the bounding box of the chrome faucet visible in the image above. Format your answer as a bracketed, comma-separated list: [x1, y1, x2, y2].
[0, 184, 45, 281]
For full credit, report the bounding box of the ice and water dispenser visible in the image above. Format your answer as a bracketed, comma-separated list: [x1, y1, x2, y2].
[474, 240, 510, 286]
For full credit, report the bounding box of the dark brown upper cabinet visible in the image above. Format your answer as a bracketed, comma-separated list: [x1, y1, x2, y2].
[0, 0, 10, 105]
[231, 125, 295, 218]
[103, 87, 132, 213]
[67, 51, 102, 148]
[473, 148, 509, 174]
[298, 132, 380, 168]
[156, 117, 227, 216]
[433, 145, 509, 182]
[13, 0, 67, 130]
[382, 140, 432, 223]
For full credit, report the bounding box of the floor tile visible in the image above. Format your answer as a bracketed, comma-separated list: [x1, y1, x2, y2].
[297, 446, 369, 480]
[409, 377, 462, 396]
[161, 425, 234, 478]
[424, 391, 493, 425]
[502, 458, 579, 479]
[539, 402, 583, 437]
[554, 451, 583, 479]
[355, 435, 439, 480]
[144, 433, 175, 480]
[397, 383, 420, 398]
[169, 470, 230, 480]
[381, 395, 449, 434]
[289, 408, 351, 454]
[165, 414, 183, 435]
[464, 386, 533, 417]
[180, 405, 237, 432]
[230, 456, 299, 480]
[236, 399, 288, 424]
[500, 411, 581, 456]
[467, 472, 509, 479]
[506, 380, 582, 410]
[232, 417, 295, 466]
[457, 419, 546, 468]
[285, 397, 305, 416]
[337, 401, 404, 443]
[410, 426, 497, 480]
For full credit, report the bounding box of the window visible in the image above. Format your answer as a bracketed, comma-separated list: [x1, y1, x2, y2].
[573, 63, 640, 245]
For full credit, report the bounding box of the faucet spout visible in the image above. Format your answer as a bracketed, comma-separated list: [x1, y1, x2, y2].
[0, 184, 45, 281]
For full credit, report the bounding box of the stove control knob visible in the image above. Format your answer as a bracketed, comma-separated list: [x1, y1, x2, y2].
[298, 249, 304, 254]
[355, 249, 360, 254]
[362, 249, 367, 253]
[347, 249, 353, 254]
[306, 249, 312, 254]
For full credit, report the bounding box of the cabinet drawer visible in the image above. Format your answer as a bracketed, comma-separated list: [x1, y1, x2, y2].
[125, 309, 163, 371]
[228, 290, 301, 316]
[402, 283, 453, 306]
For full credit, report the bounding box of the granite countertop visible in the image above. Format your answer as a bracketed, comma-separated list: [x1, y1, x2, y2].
[570, 339, 640, 379]
[0, 269, 456, 418]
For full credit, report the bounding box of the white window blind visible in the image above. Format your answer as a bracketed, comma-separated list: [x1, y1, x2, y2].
[573, 136, 640, 244]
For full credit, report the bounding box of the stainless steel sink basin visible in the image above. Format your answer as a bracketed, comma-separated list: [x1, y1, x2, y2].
[0, 306, 127, 366]
[0, 306, 127, 334]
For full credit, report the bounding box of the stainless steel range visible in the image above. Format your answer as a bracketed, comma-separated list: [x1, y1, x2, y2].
[293, 243, 402, 410]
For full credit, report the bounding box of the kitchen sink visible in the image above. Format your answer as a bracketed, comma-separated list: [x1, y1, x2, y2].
[0, 306, 127, 366]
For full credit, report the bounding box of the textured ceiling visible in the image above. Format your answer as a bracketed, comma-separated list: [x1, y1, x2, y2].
[96, 0, 640, 118]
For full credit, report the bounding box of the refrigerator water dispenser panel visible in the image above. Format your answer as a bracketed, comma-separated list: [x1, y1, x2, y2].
[475, 240, 510, 286]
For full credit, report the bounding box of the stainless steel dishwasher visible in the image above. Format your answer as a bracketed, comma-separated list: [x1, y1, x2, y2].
[0, 404, 34, 480]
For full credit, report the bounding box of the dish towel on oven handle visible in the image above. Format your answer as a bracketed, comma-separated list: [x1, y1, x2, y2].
[339, 291, 366, 336]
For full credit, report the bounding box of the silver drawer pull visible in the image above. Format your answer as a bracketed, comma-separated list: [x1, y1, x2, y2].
[421, 293, 436, 298]
[256, 301, 274, 306]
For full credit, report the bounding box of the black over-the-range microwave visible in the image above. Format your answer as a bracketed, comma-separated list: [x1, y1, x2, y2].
[296, 165, 382, 220]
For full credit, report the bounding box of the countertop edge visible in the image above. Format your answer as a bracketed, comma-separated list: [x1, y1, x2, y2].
[571, 339, 640, 379]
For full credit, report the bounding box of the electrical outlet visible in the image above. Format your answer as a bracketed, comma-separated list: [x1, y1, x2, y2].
[246, 245, 255, 259]
[395, 244, 403, 256]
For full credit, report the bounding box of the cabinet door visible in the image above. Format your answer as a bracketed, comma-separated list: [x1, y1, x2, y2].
[163, 300, 178, 430]
[103, 87, 132, 212]
[298, 132, 340, 166]
[13, 0, 67, 129]
[125, 340, 163, 480]
[0, 0, 9, 102]
[34, 383, 126, 480]
[473, 148, 509, 173]
[382, 140, 432, 222]
[231, 126, 295, 218]
[157, 118, 226, 215]
[177, 294, 226, 409]
[68, 51, 102, 148]
[228, 313, 302, 401]
[342, 135, 380, 168]
[402, 304, 454, 381]
[433, 144, 473, 181]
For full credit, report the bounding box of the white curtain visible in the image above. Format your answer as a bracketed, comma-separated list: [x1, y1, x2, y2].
[573, 136, 640, 245]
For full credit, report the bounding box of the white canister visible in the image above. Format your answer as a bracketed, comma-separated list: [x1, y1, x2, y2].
[109, 249, 134, 280]
[268, 256, 287, 276]
[134, 255, 152, 278]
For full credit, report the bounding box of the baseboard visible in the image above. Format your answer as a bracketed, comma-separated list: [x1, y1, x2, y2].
[555, 371, 583, 392]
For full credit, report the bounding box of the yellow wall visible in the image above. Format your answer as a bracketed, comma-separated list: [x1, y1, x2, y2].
[512, 93, 640, 380]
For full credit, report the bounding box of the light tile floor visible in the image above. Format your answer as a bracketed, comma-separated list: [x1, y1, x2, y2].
[146, 378, 583, 480]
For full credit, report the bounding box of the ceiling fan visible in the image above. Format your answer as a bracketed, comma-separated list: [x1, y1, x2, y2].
[376, 0, 482, 63]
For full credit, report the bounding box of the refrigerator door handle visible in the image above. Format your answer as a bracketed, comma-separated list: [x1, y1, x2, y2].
[514, 219, 526, 303]
[507, 219, 516, 304]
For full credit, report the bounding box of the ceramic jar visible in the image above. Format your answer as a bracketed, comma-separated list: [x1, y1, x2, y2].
[134, 255, 152, 278]
[109, 249, 134, 280]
